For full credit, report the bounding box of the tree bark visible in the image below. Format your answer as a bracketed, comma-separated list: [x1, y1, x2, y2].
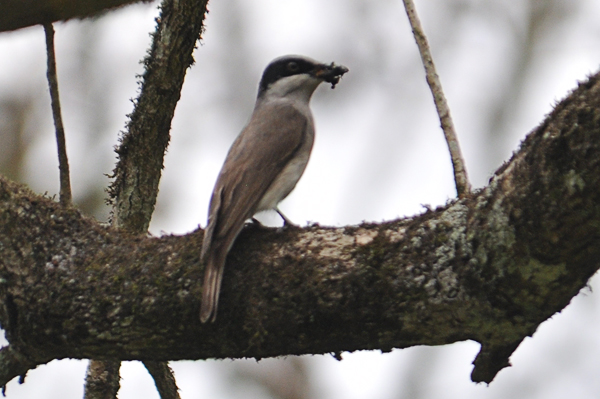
[0, 71, 599, 386]
[83, 360, 121, 399]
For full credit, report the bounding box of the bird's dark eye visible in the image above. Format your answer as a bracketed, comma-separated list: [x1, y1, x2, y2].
[287, 62, 299, 72]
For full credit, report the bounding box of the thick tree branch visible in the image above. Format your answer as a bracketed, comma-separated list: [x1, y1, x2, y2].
[0, 0, 152, 33]
[0, 71, 600, 387]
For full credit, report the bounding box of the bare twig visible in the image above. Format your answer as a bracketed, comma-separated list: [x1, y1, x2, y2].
[401, 0, 471, 197]
[43, 22, 72, 206]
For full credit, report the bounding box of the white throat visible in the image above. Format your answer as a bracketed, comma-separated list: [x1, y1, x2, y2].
[261, 74, 322, 104]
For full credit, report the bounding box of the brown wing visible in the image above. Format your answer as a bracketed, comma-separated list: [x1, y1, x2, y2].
[200, 101, 310, 322]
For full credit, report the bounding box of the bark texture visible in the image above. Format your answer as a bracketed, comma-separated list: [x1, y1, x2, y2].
[83, 360, 121, 399]
[0, 70, 600, 386]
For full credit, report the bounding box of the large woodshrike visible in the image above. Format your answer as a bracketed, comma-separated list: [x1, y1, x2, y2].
[200, 55, 348, 323]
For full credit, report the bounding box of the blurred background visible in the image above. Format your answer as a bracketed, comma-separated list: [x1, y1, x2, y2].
[1, 0, 600, 397]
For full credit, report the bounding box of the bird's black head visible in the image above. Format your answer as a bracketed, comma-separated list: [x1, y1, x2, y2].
[258, 55, 349, 97]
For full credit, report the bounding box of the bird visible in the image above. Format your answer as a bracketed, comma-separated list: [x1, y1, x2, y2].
[200, 55, 348, 323]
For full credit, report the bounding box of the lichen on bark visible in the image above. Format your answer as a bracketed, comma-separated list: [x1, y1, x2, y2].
[1, 57, 600, 389]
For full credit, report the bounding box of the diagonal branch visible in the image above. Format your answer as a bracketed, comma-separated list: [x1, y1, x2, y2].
[107, 0, 209, 233]
[402, 0, 471, 197]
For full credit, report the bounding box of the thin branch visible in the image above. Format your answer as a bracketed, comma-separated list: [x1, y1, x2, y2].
[401, 0, 471, 197]
[43, 22, 72, 207]
[144, 361, 181, 399]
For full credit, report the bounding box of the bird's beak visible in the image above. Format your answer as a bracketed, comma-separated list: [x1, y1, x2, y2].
[313, 62, 349, 88]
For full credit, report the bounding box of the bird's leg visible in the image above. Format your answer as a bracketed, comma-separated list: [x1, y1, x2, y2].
[276, 208, 299, 228]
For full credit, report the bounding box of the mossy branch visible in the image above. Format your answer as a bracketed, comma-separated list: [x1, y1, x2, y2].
[1, 70, 600, 386]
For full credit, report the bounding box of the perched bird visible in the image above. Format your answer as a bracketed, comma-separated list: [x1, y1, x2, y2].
[200, 55, 348, 323]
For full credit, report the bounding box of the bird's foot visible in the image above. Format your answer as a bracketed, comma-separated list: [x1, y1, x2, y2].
[276, 208, 300, 230]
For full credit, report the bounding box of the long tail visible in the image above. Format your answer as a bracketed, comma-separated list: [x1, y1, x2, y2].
[200, 251, 226, 323]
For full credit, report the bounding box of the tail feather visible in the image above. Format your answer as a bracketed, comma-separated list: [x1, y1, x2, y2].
[200, 252, 226, 323]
